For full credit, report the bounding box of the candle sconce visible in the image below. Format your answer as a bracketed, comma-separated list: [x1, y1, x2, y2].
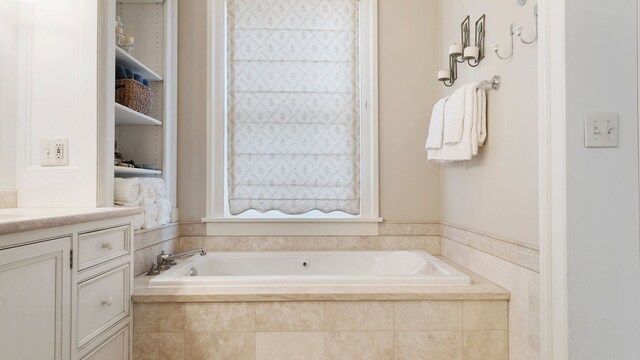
[438, 15, 486, 86]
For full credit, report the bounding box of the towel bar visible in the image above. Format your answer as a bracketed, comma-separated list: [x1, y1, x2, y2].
[476, 75, 501, 90]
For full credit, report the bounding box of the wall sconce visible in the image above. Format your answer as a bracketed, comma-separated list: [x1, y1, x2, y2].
[438, 15, 486, 86]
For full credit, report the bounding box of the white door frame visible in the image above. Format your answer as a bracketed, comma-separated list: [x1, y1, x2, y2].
[538, 0, 569, 358]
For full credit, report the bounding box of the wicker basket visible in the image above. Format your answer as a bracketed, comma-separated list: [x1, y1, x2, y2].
[115, 79, 154, 115]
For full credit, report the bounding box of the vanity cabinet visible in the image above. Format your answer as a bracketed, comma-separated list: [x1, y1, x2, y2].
[0, 237, 72, 360]
[0, 214, 134, 360]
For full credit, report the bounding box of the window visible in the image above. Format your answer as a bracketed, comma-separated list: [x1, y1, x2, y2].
[207, 0, 378, 226]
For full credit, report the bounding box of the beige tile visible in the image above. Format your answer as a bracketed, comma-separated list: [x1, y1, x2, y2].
[133, 333, 184, 360]
[394, 331, 463, 360]
[202, 236, 227, 251]
[463, 330, 508, 360]
[325, 331, 393, 360]
[336, 236, 381, 250]
[281, 236, 338, 251]
[463, 301, 508, 330]
[326, 301, 393, 330]
[255, 301, 324, 331]
[441, 238, 470, 268]
[185, 332, 255, 360]
[380, 236, 426, 250]
[255, 332, 324, 360]
[133, 303, 185, 333]
[185, 302, 255, 332]
[378, 223, 440, 236]
[179, 237, 204, 252]
[424, 236, 441, 254]
[179, 222, 206, 236]
[394, 301, 462, 331]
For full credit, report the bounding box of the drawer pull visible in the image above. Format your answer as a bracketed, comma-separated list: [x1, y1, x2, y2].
[102, 242, 113, 251]
[102, 297, 113, 307]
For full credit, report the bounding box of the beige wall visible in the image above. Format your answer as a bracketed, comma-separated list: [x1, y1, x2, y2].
[437, 0, 539, 245]
[177, 0, 442, 222]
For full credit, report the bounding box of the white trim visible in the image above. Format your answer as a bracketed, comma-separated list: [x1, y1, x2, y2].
[538, 0, 569, 358]
[205, 0, 380, 222]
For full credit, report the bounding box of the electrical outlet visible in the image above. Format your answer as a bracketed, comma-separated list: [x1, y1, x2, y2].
[41, 138, 69, 166]
[584, 114, 619, 148]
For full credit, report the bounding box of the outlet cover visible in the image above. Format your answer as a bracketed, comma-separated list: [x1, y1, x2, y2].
[584, 113, 619, 148]
[41, 138, 69, 166]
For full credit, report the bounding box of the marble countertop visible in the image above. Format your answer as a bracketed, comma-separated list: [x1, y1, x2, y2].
[132, 257, 510, 302]
[0, 207, 141, 236]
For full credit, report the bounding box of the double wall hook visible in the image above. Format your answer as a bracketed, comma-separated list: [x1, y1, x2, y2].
[492, 4, 538, 61]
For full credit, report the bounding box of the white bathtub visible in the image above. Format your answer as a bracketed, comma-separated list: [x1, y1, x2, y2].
[148, 251, 470, 287]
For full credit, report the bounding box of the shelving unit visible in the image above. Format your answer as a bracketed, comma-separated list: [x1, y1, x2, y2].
[114, 167, 162, 176]
[115, 103, 162, 126]
[115, 47, 162, 81]
[101, 0, 177, 214]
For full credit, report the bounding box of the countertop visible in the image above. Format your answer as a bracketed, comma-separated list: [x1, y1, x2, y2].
[132, 257, 510, 302]
[0, 207, 141, 236]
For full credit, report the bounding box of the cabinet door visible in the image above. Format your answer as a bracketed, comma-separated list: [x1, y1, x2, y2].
[0, 237, 72, 360]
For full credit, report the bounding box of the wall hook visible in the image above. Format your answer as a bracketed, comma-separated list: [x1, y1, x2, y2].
[516, 4, 538, 45]
[492, 23, 517, 61]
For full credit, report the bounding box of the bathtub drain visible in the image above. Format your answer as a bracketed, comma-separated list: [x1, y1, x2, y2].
[300, 259, 310, 268]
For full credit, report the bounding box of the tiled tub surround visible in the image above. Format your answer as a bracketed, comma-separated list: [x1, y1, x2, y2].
[134, 223, 180, 276]
[177, 222, 442, 254]
[133, 258, 509, 360]
[441, 224, 540, 360]
[133, 300, 508, 360]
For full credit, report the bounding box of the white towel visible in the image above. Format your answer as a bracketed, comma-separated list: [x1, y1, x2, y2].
[442, 85, 467, 144]
[114, 178, 144, 206]
[425, 97, 448, 150]
[156, 198, 172, 226]
[141, 197, 158, 229]
[429, 83, 478, 162]
[141, 178, 167, 200]
[478, 87, 487, 146]
[133, 213, 144, 230]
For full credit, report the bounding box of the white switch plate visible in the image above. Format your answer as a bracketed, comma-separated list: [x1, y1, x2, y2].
[41, 138, 69, 166]
[584, 113, 619, 148]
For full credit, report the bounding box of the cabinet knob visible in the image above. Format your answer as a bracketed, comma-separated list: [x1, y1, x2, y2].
[102, 297, 113, 307]
[102, 242, 113, 251]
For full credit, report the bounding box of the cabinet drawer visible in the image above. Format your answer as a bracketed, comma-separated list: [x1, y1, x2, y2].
[81, 324, 129, 360]
[77, 264, 130, 348]
[78, 226, 130, 270]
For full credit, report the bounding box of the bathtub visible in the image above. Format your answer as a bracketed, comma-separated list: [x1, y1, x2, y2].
[148, 250, 470, 287]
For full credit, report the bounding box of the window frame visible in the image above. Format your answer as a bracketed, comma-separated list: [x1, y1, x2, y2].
[205, 0, 380, 235]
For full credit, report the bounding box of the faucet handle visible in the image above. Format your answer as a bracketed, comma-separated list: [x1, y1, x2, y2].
[146, 262, 161, 276]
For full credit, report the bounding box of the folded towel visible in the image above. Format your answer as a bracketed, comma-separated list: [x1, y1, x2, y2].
[478, 87, 487, 146]
[429, 83, 478, 162]
[114, 178, 144, 205]
[442, 85, 468, 144]
[133, 213, 144, 230]
[156, 198, 172, 226]
[115, 65, 127, 80]
[141, 178, 166, 201]
[140, 180, 157, 205]
[124, 67, 134, 80]
[141, 197, 158, 229]
[425, 97, 448, 150]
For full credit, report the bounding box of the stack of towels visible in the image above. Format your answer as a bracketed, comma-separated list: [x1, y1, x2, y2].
[114, 178, 172, 230]
[425, 82, 487, 161]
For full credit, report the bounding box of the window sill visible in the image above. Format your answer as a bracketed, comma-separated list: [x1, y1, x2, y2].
[201, 217, 383, 236]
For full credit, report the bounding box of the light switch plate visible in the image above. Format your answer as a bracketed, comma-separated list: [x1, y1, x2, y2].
[41, 137, 69, 166]
[584, 113, 619, 148]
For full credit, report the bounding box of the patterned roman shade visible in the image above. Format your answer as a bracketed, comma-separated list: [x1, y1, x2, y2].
[226, 0, 361, 215]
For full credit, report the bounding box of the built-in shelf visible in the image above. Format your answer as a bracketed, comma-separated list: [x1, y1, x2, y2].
[114, 167, 162, 176]
[115, 103, 162, 126]
[118, 0, 164, 4]
[115, 47, 163, 82]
